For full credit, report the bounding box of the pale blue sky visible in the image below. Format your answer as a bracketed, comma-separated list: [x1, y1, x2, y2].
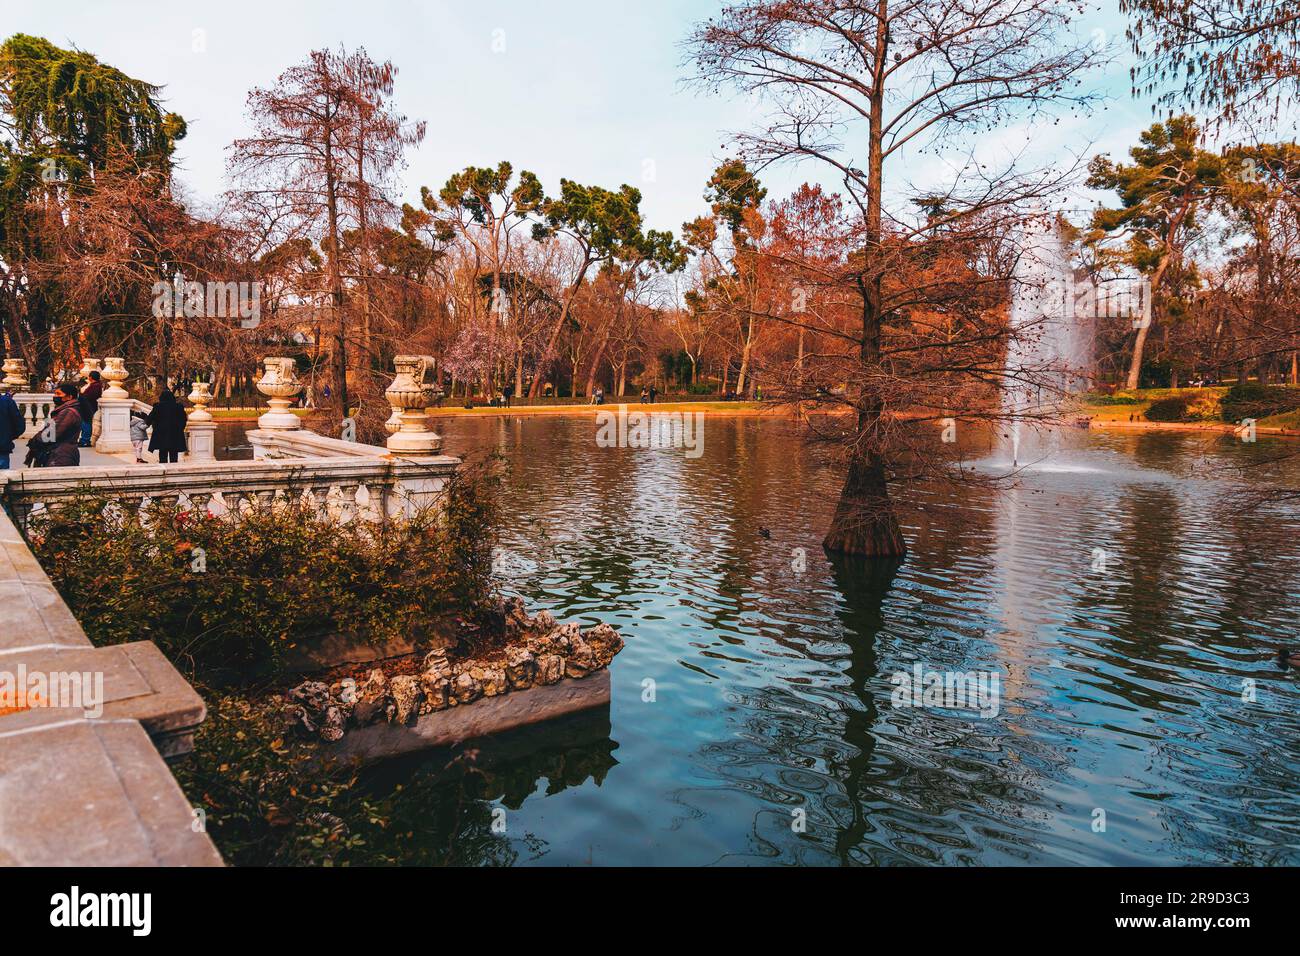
[8, 0, 1161, 231]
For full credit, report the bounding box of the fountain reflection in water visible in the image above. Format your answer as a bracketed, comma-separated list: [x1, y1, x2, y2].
[1003, 213, 1094, 467]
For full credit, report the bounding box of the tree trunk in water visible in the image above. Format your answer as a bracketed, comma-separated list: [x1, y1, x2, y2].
[823, 441, 906, 557]
[823, 7, 904, 560]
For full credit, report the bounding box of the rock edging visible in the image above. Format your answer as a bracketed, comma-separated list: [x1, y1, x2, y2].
[285, 597, 623, 743]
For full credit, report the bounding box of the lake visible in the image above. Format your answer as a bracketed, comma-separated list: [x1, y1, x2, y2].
[313, 414, 1300, 864]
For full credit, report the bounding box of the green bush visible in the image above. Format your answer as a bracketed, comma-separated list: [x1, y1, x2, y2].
[1220, 383, 1300, 423]
[1144, 392, 1222, 422]
[24, 460, 501, 677]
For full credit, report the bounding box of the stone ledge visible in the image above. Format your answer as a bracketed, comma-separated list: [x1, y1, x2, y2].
[326, 670, 611, 764]
[0, 719, 222, 867]
[0, 642, 205, 754]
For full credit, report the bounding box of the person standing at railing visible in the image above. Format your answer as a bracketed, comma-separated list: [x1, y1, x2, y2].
[77, 371, 103, 447]
[0, 383, 23, 470]
[146, 389, 187, 464]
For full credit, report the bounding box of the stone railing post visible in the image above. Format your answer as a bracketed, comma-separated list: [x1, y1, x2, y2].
[256, 357, 302, 431]
[185, 380, 216, 462]
[385, 355, 442, 454]
[95, 357, 135, 454]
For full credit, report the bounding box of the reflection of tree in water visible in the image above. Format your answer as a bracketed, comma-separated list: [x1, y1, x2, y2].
[694, 551, 1056, 864]
[824, 555, 898, 862]
[359, 713, 619, 866]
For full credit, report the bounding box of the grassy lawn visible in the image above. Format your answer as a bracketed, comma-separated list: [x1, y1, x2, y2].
[1079, 385, 1300, 429]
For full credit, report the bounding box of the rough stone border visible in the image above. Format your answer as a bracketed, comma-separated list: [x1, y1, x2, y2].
[325, 669, 611, 764]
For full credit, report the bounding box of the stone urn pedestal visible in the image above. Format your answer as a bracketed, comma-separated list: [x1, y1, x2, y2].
[2, 357, 28, 391]
[185, 381, 216, 462]
[385, 356, 442, 454]
[256, 358, 303, 431]
[95, 358, 135, 454]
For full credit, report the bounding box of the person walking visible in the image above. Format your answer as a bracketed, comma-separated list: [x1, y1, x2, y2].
[640, 386, 649, 404]
[129, 409, 150, 463]
[503, 383, 513, 408]
[146, 389, 188, 464]
[0, 383, 24, 470]
[77, 370, 103, 447]
[648, 384, 658, 404]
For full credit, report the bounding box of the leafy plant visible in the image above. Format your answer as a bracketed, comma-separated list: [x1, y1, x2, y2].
[1144, 392, 1221, 422]
[1220, 383, 1300, 423]
[24, 458, 502, 677]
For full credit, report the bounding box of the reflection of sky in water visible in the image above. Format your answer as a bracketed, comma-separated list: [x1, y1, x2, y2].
[376, 417, 1300, 866]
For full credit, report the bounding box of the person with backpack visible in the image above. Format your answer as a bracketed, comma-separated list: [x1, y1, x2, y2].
[145, 389, 188, 464]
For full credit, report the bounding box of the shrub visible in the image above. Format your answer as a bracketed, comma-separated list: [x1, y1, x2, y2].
[1144, 392, 1222, 422]
[1220, 383, 1300, 423]
[24, 459, 502, 677]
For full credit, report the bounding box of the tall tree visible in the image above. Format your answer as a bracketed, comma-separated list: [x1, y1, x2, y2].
[1086, 116, 1224, 389]
[229, 47, 420, 422]
[431, 163, 542, 396]
[688, 0, 1103, 558]
[0, 33, 185, 377]
[528, 180, 649, 398]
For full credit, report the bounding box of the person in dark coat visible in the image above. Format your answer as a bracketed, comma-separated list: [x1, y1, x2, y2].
[77, 371, 103, 447]
[0, 383, 25, 470]
[146, 390, 188, 463]
[30, 384, 82, 467]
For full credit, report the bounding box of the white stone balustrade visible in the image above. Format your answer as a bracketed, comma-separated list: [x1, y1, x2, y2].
[4, 356, 460, 523]
[0, 453, 459, 534]
[15, 393, 54, 439]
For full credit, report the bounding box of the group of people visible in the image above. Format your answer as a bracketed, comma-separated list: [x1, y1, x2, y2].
[639, 385, 658, 404]
[0, 371, 189, 470]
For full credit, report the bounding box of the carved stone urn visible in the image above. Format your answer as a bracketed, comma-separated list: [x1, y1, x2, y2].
[187, 380, 214, 423]
[100, 357, 130, 400]
[385, 355, 441, 453]
[1, 358, 27, 390]
[256, 357, 303, 431]
[79, 357, 101, 380]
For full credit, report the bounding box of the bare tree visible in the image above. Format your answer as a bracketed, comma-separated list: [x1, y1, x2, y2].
[687, 0, 1105, 558]
[228, 47, 421, 423]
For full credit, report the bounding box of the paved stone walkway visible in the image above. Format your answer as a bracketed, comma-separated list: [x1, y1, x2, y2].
[8, 437, 153, 470]
[0, 504, 221, 866]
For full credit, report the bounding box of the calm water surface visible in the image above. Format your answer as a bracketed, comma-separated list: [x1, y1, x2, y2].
[366, 414, 1300, 866]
